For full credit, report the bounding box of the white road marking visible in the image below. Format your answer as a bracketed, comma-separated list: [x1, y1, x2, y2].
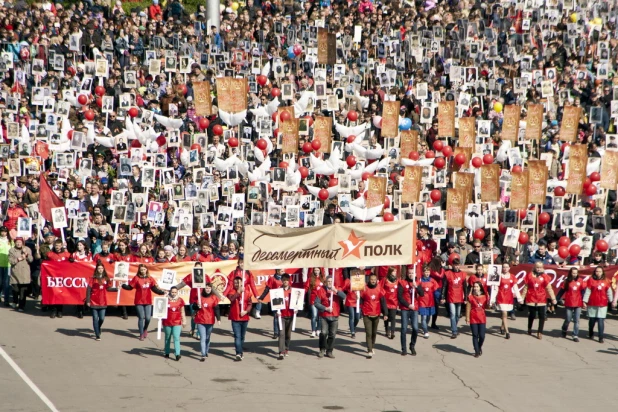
[0, 346, 60, 412]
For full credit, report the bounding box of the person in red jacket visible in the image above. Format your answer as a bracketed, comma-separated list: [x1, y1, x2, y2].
[193, 283, 221, 361]
[586, 267, 614, 343]
[224, 259, 258, 311]
[398, 266, 424, 356]
[227, 277, 253, 361]
[520, 262, 557, 340]
[466, 281, 488, 358]
[122, 264, 165, 340]
[311, 276, 346, 359]
[174, 262, 211, 340]
[111, 239, 132, 320]
[491, 262, 523, 340]
[440, 259, 467, 339]
[171, 244, 192, 262]
[70, 240, 92, 262]
[257, 269, 284, 339]
[305, 267, 326, 337]
[341, 276, 361, 338]
[360, 273, 387, 358]
[468, 264, 488, 296]
[44, 239, 71, 318]
[275, 274, 296, 359]
[192, 241, 216, 262]
[3, 199, 27, 237]
[149, 0, 162, 20]
[85, 263, 117, 340]
[417, 265, 439, 338]
[162, 286, 186, 361]
[556, 267, 585, 342]
[93, 241, 115, 264]
[133, 244, 154, 263]
[380, 268, 399, 339]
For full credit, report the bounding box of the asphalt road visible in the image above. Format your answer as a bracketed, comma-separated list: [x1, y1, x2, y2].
[1, 302, 617, 412]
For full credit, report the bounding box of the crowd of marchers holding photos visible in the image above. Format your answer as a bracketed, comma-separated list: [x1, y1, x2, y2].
[2, 0, 618, 361]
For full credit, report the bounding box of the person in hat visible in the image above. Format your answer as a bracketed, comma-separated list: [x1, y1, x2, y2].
[8, 237, 33, 312]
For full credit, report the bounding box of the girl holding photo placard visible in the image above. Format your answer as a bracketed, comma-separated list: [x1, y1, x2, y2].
[162, 287, 186, 361]
[122, 264, 165, 340]
[85, 263, 117, 341]
[193, 283, 221, 362]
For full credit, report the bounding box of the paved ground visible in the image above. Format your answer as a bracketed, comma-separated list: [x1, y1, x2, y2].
[1, 302, 618, 412]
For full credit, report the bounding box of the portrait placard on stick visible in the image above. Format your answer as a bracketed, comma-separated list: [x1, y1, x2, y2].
[446, 188, 465, 228]
[402, 166, 422, 204]
[566, 144, 588, 194]
[601, 150, 618, 189]
[350, 269, 366, 292]
[366, 176, 387, 209]
[458, 117, 476, 148]
[193, 81, 212, 116]
[313, 116, 332, 154]
[510, 170, 529, 209]
[160, 269, 177, 290]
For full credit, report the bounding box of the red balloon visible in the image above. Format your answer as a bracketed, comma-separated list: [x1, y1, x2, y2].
[95, 97, 102, 108]
[271, 88, 281, 97]
[512, 165, 523, 173]
[298, 166, 309, 178]
[77, 94, 88, 105]
[383, 212, 395, 222]
[483, 154, 494, 165]
[558, 246, 570, 259]
[273, 128, 279, 137]
[589, 200, 596, 208]
[257, 75, 267, 86]
[84, 110, 95, 121]
[448, 253, 460, 265]
[190, 143, 201, 152]
[538, 212, 551, 225]
[474, 228, 485, 240]
[346, 155, 357, 168]
[271, 112, 278, 123]
[293, 44, 303, 56]
[136, 96, 144, 107]
[442, 146, 453, 157]
[585, 184, 597, 196]
[347, 110, 358, 122]
[305, 116, 314, 127]
[454, 153, 466, 165]
[131, 139, 142, 148]
[128, 107, 139, 118]
[434, 157, 446, 169]
[213, 125, 224, 136]
[328, 178, 338, 187]
[384, 197, 391, 208]
[198, 118, 210, 130]
[301, 142, 312, 153]
[558, 236, 571, 247]
[583, 178, 591, 189]
[66, 66, 76, 76]
[177, 84, 188, 95]
[499, 222, 507, 234]
[362, 171, 372, 181]
[94, 85, 105, 97]
[318, 189, 329, 201]
[430, 189, 441, 202]
[518, 209, 527, 220]
[596, 240, 609, 252]
[280, 111, 291, 122]
[590, 172, 601, 182]
[311, 140, 321, 151]
[257, 139, 268, 150]
[569, 244, 581, 256]
[156, 135, 166, 147]
[408, 151, 420, 161]
[554, 186, 565, 197]
[67, 130, 74, 140]
[279, 161, 289, 169]
[228, 137, 239, 148]
[433, 140, 444, 151]
[471, 157, 482, 168]
[518, 232, 529, 245]
[425, 150, 435, 159]
[346, 135, 356, 144]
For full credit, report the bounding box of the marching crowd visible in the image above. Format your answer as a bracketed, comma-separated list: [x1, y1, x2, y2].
[1, 0, 618, 361]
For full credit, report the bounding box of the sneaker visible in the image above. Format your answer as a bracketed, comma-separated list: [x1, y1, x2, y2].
[317, 330, 321, 336]
[272, 334, 279, 340]
[17, 309, 24, 312]
[509, 314, 516, 321]
[176, 355, 181, 361]
[235, 354, 242, 361]
[164, 354, 169, 359]
[240, 354, 244, 360]
[561, 330, 567, 338]
[474, 353, 479, 358]
[143, 331, 148, 339]
[318, 350, 325, 358]
[95, 337, 101, 341]
[371, 350, 375, 355]
[410, 348, 417, 356]
[200, 357, 206, 362]
[77, 312, 83, 319]
[139, 335, 144, 341]
[122, 314, 128, 320]
[278, 353, 284, 360]
[325, 352, 335, 359]
[50, 312, 56, 319]
[367, 351, 373, 359]
[57, 312, 63, 318]
[284, 350, 289, 357]
[573, 337, 579, 343]
[506, 333, 510, 340]
[450, 334, 457, 339]
[401, 351, 407, 356]
[423, 333, 430, 338]
[351, 333, 356, 339]
[310, 331, 316, 338]
[255, 313, 261, 319]
[599, 338, 605, 344]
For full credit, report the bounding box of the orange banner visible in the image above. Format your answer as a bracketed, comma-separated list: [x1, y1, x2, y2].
[446, 188, 465, 228]
[193, 81, 213, 116]
[366, 176, 387, 209]
[454, 172, 474, 207]
[601, 150, 618, 190]
[566, 144, 588, 194]
[317, 28, 336, 65]
[528, 160, 548, 204]
[402, 166, 422, 204]
[502, 105, 521, 141]
[525, 104, 544, 141]
[216, 77, 248, 113]
[480, 164, 500, 202]
[281, 119, 299, 154]
[510, 170, 529, 209]
[458, 117, 476, 148]
[381, 101, 400, 138]
[452, 146, 472, 172]
[313, 116, 332, 154]
[560, 106, 581, 142]
[400, 130, 418, 158]
[438, 101, 455, 138]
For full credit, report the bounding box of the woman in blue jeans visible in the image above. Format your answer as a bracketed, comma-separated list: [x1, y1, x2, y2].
[398, 267, 424, 355]
[305, 267, 325, 338]
[85, 263, 117, 341]
[342, 277, 361, 338]
[556, 267, 585, 342]
[193, 284, 221, 361]
[122, 264, 165, 340]
[227, 277, 253, 361]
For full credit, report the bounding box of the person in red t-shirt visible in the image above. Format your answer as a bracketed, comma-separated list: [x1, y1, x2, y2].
[227, 277, 253, 361]
[174, 262, 211, 340]
[193, 283, 221, 361]
[440, 259, 467, 339]
[398, 266, 424, 356]
[311, 276, 346, 359]
[122, 264, 166, 340]
[360, 273, 387, 358]
[466, 281, 488, 358]
[491, 262, 523, 340]
[44, 239, 71, 318]
[556, 267, 585, 342]
[418, 265, 439, 338]
[586, 267, 613, 343]
[163, 287, 186, 361]
[380, 268, 399, 339]
[520, 262, 557, 340]
[85, 263, 117, 340]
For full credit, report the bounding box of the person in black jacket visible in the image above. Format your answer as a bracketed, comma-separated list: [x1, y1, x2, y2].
[398, 267, 424, 356]
[465, 240, 482, 265]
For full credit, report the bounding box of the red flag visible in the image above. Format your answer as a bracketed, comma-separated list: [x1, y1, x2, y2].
[39, 174, 64, 223]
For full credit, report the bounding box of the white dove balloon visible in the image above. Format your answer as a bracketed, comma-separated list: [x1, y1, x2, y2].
[21, 124, 30, 142]
[306, 185, 339, 199]
[94, 135, 115, 148]
[400, 157, 436, 167]
[60, 117, 72, 143]
[154, 114, 183, 130]
[250, 98, 280, 118]
[348, 203, 384, 222]
[335, 121, 369, 139]
[351, 143, 384, 160]
[218, 109, 248, 126]
[85, 124, 96, 146]
[293, 91, 316, 116]
[248, 158, 272, 182]
[213, 154, 241, 172]
[495, 140, 512, 163]
[261, 61, 271, 77]
[180, 149, 190, 166]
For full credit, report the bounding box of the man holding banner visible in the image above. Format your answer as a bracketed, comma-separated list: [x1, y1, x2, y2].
[311, 276, 346, 359]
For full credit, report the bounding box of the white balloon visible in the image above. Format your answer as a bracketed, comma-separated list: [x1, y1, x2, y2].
[373, 116, 382, 129]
